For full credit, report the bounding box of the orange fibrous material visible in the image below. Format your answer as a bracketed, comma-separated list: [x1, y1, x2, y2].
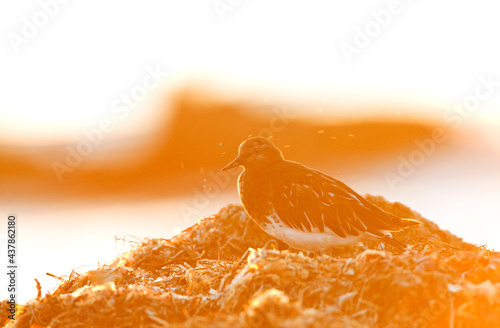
[3, 195, 500, 328]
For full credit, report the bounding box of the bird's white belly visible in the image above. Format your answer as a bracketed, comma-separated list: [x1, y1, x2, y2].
[262, 223, 363, 252]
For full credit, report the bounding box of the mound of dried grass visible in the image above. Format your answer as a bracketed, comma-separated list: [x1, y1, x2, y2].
[4, 195, 500, 328]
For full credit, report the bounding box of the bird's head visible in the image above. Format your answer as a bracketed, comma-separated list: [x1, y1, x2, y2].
[221, 137, 284, 172]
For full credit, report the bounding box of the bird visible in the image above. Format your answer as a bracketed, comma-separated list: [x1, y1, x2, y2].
[221, 136, 421, 252]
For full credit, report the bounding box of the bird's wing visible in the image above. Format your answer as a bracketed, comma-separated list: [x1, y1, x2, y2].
[270, 164, 404, 238]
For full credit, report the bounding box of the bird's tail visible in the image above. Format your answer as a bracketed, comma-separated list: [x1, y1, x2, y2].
[399, 217, 421, 228]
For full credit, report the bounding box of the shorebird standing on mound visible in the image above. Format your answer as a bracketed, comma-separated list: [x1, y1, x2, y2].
[221, 136, 421, 252]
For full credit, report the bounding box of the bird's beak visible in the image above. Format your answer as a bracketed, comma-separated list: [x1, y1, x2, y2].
[221, 156, 241, 171]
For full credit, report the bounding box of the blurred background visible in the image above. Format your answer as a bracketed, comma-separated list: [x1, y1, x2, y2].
[1, 1, 499, 303]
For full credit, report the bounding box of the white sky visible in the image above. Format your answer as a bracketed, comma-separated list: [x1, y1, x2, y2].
[1, 1, 499, 144]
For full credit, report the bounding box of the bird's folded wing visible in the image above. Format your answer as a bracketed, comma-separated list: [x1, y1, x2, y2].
[271, 168, 403, 238]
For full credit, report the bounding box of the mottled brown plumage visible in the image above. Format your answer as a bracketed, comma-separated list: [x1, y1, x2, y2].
[222, 137, 420, 252]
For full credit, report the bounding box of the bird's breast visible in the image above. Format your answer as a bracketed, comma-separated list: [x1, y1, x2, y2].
[237, 170, 275, 225]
